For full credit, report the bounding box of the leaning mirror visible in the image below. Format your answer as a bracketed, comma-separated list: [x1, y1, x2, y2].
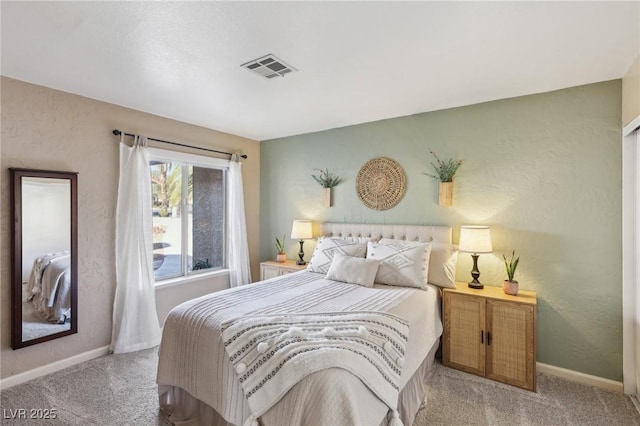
[11, 168, 78, 349]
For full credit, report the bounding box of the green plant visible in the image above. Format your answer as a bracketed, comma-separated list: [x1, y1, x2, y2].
[275, 234, 286, 254]
[503, 250, 520, 282]
[311, 168, 344, 188]
[424, 149, 463, 182]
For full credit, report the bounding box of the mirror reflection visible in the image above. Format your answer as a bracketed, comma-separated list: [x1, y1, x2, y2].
[11, 168, 77, 349]
[21, 177, 72, 341]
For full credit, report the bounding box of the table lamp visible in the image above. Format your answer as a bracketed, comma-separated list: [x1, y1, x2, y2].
[291, 220, 313, 265]
[459, 225, 493, 289]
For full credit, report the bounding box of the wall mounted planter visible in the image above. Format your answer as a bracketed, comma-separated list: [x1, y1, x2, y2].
[323, 188, 332, 207]
[439, 181, 453, 207]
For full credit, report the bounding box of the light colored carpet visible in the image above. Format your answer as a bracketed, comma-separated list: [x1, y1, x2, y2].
[1, 348, 169, 426]
[419, 362, 640, 426]
[1, 347, 638, 425]
[21, 300, 70, 342]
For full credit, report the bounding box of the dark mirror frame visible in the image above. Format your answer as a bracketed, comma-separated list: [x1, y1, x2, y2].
[10, 168, 78, 349]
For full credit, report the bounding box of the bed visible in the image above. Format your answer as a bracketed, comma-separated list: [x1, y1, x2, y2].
[24, 251, 72, 324]
[157, 223, 458, 426]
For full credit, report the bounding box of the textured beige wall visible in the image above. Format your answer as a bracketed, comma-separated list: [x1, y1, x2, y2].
[0, 77, 260, 379]
[623, 55, 640, 126]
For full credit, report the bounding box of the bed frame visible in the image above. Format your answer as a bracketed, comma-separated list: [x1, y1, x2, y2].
[321, 222, 452, 244]
[159, 222, 452, 426]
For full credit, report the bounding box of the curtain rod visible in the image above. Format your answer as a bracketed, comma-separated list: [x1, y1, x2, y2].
[112, 129, 248, 159]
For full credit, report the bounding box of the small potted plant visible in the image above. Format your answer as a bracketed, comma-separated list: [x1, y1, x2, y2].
[424, 149, 463, 207]
[312, 168, 344, 207]
[503, 250, 520, 295]
[275, 234, 286, 262]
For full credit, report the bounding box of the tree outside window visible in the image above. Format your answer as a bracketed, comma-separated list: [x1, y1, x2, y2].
[150, 160, 225, 281]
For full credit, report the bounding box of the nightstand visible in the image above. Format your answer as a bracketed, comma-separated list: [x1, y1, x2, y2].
[259, 260, 307, 280]
[442, 284, 537, 391]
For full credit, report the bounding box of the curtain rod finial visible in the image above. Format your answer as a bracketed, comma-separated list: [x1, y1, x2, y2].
[112, 129, 121, 136]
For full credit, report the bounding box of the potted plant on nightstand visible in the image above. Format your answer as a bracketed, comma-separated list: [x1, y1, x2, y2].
[424, 149, 463, 207]
[275, 234, 286, 262]
[312, 168, 344, 207]
[503, 250, 520, 295]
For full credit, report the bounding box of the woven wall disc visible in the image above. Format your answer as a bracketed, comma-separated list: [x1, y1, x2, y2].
[356, 157, 406, 211]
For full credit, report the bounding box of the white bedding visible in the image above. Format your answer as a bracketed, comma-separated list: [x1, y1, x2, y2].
[25, 252, 71, 323]
[157, 270, 443, 426]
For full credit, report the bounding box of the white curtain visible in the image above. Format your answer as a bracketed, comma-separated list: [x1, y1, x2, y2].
[228, 154, 252, 287]
[110, 135, 161, 354]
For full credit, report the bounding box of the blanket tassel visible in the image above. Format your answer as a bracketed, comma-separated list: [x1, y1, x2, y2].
[389, 409, 404, 426]
[243, 414, 259, 426]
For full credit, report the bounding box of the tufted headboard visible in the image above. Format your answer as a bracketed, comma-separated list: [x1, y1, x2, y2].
[320, 223, 452, 244]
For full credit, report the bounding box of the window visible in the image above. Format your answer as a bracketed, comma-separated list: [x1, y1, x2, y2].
[149, 148, 228, 282]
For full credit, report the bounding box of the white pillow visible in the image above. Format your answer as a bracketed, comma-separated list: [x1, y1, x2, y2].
[427, 243, 459, 289]
[307, 237, 368, 274]
[325, 254, 381, 287]
[366, 240, 432, 289]
[378, 239, 458, 289]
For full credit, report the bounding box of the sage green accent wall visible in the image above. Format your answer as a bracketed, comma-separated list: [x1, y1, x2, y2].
[260, 80, 623, 381]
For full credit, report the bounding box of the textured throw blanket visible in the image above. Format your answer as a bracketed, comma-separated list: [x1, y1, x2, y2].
[158, 271, 443, 425]
[24, 252, 71, 323]
[221, 311, 409, 426]
[25, 251, 69, 300]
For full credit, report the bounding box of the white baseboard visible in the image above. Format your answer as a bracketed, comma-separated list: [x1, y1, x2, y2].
[537, 362, 623, 393]
[0, 345, 110, 391]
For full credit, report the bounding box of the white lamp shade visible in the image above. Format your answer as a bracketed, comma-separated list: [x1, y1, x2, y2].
[291, 220, 313, 240]
[459, 225, 493, 254]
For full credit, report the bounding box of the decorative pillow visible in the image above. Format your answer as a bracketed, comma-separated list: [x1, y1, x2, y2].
[377, 239, 458, 289]
[307, 237, 368, 274]
[426, 243, 459, 289]
[325, 254, 381, 287]
[366, 240, 432, 289]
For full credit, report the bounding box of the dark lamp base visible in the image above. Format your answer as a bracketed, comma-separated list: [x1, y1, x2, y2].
[467, 253, 483, 289]
[296, 240, 306, 265]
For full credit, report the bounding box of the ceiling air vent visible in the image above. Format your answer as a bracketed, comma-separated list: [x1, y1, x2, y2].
[241, 54, 297, 79]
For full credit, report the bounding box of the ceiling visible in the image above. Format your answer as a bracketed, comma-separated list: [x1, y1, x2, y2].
[1, 1, 638, 141]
